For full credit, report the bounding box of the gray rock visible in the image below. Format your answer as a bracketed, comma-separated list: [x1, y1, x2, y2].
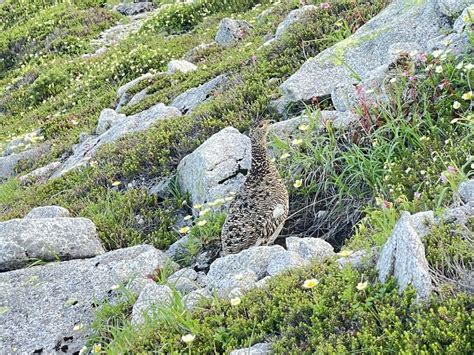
[0, 144, 50, 179]
[177, 127, 251, 207]
[183, 288, 212, 311]
[52, 103, 181, 177]
[96, 109, 125, 135]
[215, 18, 251, 47]
[115, 2, 155, 16]
[454, 5, 474, 33]
[167, 268, 200, 295]
[167, 59, 197, 74]
[131, 283, 173, 325]
[116, 72, 154, 111]
[255, 276, 272, 288]
[230, 342, 272, 355]
[148, 176, 172, 199]
[183, 42, 216, 62]
[171, 74, 228, 114]
[276, 0, 449, 111]
[267, 250, 307, 276]
[18, 161, 61, 185]
[0, 245, 175, 353]
[458, 179, 474, 203]
[3, 129, 43, 157]
[285, 237, 335, 261]
[0, 217, 104, 271]
[377, 211, 434, 301]
[207, 246, 285, 296]
[127, 88, 149, 107]
[443, 202, 474, 225]
[256, 8, 273, 23]
[439, 0, 473, 17]
[265, 5, 317, 45]
[269, 110, 359, 139]
[25, 206, 71, 219]
[166, 235, 193, 262]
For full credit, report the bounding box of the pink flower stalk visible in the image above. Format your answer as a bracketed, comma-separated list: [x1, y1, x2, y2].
[416, 52, 427, 62]
[251, 54, 257, 64]
[447, 165, 456, 174]
[320, 2, 331, 9]
[414, 192, 421, 200]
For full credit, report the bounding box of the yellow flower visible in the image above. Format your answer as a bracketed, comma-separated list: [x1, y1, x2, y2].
[337, 250, 354, 257]
[453, 101, 461, 109]
[179, 226, 190, 234]
[183, 215, 193, 221]
[111, 181, 121, 187]
[181, 334, 195, 344]
[199, 208, 210, 217]
[298, 124, 309, 131]
[280, 153, 290, 160]
[461, 91, 472, 100]
[294, 179, 303, 188]
[302, 279, 319, 289]
[197, 220, 207, 227]
[92, 343, 102, 353]
[230, 297, 241, 306]
[291, 138, 303, 146]
[193, 204, 203, 210]
[356, 281, 368, 291]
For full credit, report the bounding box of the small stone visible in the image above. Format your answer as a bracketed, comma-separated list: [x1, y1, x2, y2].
[267, 251, 307, 276]
[285, 237, 335, 261]
[18, 161, 61, 185]
[167, 60, 197, 74]
[182, 288, 212, 311]
[167, 268, 200, 295]
[96, 109, 125, 135]
[215, 18, 251, 47]
[114, 2, 155, 16]
[230, 342, 272, 355]
[265, 5, 316, 45]
[0, 145, 50, 180]
[458, 179, 474, 203]
[25, 206, 71, 219]
[131, 283, 173, 325]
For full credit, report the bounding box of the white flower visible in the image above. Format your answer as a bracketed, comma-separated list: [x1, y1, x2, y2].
[432, 50, 443, 58]
[291, 138, 303, 146]
[435, 66, 443, 74]
[456, 61, 464, 70]
[197, 220, 207, 227]
[461, 91, 472, 100]
[293, 179, 303, 188]
[179, 226, 190, 234]
[302, 279, 319, 289]
[453, 101, 461, 109]
[356, 281, 368, 291]
[230, 297, 241, 306]
[280, 153, 290, 160]
[181, 334, 196, 344]
[199, 208, 210, 217]
[183, 215, 193, 221]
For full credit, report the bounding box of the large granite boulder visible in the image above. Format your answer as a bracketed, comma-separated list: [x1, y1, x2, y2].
[458, 179, 474, 203]
[215, 18, 252, 47]
[177, 127, 251, 207]
[95, 109, 125, 135]
[377, 211, 435, 301]
[0, 245, 177, 354]
[275, 0, 450, 112]
[52, 103, 181, 177]
[171, 74, 228, 114]
[0, 214, 104, 271]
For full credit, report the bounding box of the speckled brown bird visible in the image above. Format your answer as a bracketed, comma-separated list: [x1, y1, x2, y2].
[220, 120, 289, 255]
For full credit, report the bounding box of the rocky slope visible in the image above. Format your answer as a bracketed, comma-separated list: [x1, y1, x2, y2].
[0, 0, 473, 353]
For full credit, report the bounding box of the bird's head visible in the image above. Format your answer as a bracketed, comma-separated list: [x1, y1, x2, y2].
[250, 119, 274, 144]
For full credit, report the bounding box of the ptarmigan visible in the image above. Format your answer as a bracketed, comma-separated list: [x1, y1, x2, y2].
[221, 120, 289, 255]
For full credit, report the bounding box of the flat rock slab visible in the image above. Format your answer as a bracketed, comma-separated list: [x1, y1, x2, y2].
[277, 0, 449, 109]
[0, 217, 104, 272]
[177, 126, 251, 207]
[171, 74, 228, 114]
[215, 18, 252, 47]
[52, 103, 181, 178]
[0, 245, 176, 353]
